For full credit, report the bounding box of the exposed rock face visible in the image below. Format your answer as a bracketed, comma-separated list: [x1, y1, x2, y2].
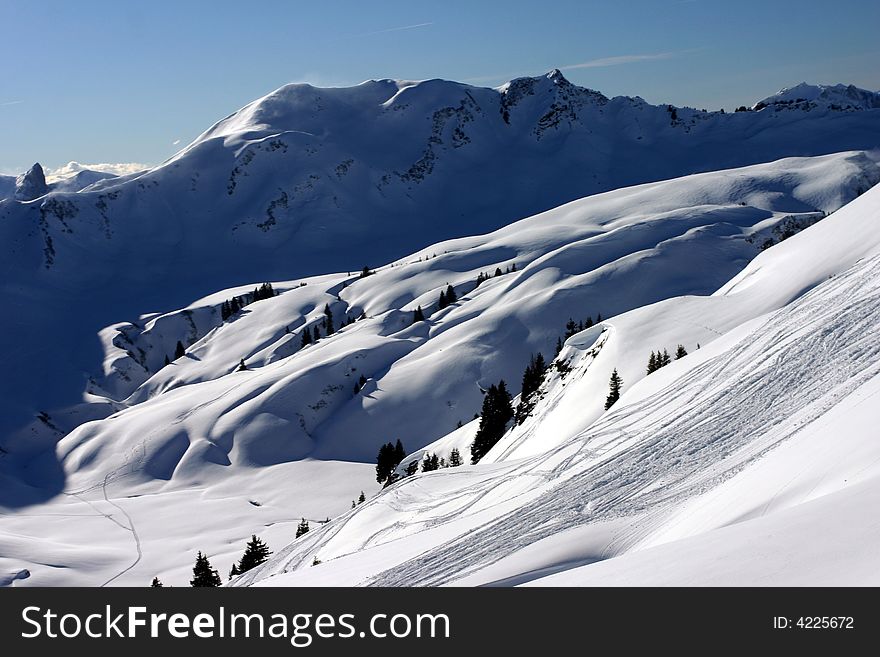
[14, 162, 48, 201]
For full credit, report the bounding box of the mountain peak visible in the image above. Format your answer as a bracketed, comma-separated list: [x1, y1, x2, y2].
[756, 82, 880, 110]
[14, 162, 48, 201]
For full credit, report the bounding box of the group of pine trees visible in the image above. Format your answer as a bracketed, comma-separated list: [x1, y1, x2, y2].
[295, 518, 310, 538]
[375, 439, 406, 482]
[515, 353, 547, 424]
[220, 282, 276, 321]
[646, 345, 687, 374]
[470, 381, 514, 464]
[183, 534, 273, 587]
[555, 314, 602, 356]
[475, 263, 516, 286]
[437, 284, 457, 309]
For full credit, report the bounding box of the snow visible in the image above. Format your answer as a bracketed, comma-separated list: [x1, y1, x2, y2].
[2, 72, 880, 588]
[757, 82, 880, 110]
[233, 181, 880, 588]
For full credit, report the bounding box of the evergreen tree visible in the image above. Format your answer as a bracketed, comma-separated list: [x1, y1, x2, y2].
[229, 564, 239, 579]
[230, 297, 241, 314]
[555, 336, 564, 357]
[660, 349, 671, 367]
[565, 318, 578, 338]
[164, 355, 171, 366]
[312, 326, 320, 341]
[647, 351, 657, 375]
[360, 265, 373, 278]
[675, 344, 688, 359]
[237, 534, 271, 574]
[438, 289, 447, 309]
[604, 369, 623, 410]
[376, 440, 406, 482]
[516, 353, 547, 424]
[585, 316, 594, 328]
[449, 448, 463, 467]
[295, 518, 310, 538]
[151, 577, 163, 587]
[221, 300, 231, 321]
[358, 491, 366, 504]
[174, 341, 186, 360]
[413, 306, 425, 323]
[375, 442, 394, 483]
[470, 380, 514, 463]
[301, 328, 312, 347]
[494, 267, 503, 277]
[237, 358, 247, 371]
[596, 313, 602, 322]
[421, 453, 440, 472]
[324, 304, 335, 335]
[405, 460, 419, 476]
[444, 284, 457, 305]
[190, 552, 222, 587]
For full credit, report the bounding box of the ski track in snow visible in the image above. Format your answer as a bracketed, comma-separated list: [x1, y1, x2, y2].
[339, 256, 880, 585]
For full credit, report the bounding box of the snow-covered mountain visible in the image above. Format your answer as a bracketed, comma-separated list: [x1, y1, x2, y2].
[2, 72, 880, 587]
[756, 82, 880, 111]
[234, 174, 880, 587]
[1, 151, 877, 586]
[1, 72, 879, 452]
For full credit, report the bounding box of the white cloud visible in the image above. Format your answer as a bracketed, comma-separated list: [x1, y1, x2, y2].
[352, 22, 434, 37]
[0, 100, 24, 107]
[172, 139, 181, 145]
[45, 161, 151, 182]
[560, 52, 678, 70]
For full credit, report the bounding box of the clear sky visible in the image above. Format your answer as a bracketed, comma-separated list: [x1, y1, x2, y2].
[2, 0, 878, 176]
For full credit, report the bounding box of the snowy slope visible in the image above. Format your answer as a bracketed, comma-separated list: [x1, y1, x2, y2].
[1, 153, 877, 587]
[231, 177, 880, 587]
[1, 72, 879, 448]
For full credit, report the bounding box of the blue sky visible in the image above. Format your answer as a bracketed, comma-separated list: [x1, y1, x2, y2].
[2, 0, 878, 175]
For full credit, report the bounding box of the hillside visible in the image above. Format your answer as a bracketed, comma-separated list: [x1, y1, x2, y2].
[235, 177, 880, 587]
[1, 152, 877, 586]
[1, 72, 879, 449]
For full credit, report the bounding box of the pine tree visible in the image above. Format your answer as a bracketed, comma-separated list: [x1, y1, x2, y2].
[604, 369, 623, 410]
[295, 518, 310, 538]
[237, 534, 271, 574]
[358, 491, 366, 504]
[190, 552, 222, 587]
[585, 316, 594, 329]
[444, 284, 457, 305]
[438, 289, 447, 309]
[312, 326, 320, 341]
[555, 336, 564, 357]
[471, 380, 514, 463]
[324, 304, 335, 335]
[237, 358, 247, 371]
[301, 328, 312, 347]
[565, 318, 578, 338]
[421, 453, 440, 472]
[516, 353, 547, 424]
[405, 460, 419, 476]
[660, 349, 671, 367]
[494, 267, 503, 277]
[449, 448, 463, 467]
[375, 442, 394, 483]
[151, 577, 163, 587]
[596, 313, 602, 322]
[675, 344, 688, 359]
[221, 300, 231, 321]
[413, 306, 425, 323]
[393, 439, 406, 466]
[174, 341, 186, 360]
[647, 351, 657, 374]
[360, 265, 373, 278]
[164, 355, 171, 366]
[229, 563, 239, 579]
